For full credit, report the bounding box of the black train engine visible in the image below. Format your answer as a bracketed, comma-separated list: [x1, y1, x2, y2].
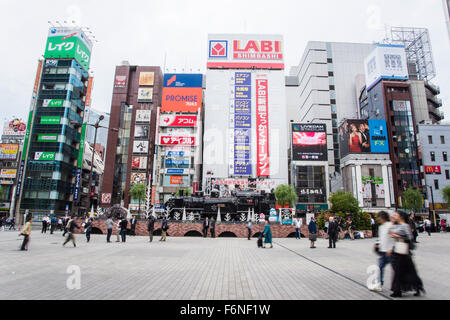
[164, 190, 275, 222]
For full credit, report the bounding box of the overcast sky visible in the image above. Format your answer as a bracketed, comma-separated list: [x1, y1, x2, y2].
[1, 0, 450, 125]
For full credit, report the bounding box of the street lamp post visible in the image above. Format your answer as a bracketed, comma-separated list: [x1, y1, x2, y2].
[428, 185, 437, 231]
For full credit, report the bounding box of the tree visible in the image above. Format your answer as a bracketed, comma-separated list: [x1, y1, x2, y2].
[274, 184, 298, 208]
[442, 186, 450, 205]
[329, 190, 360, 215]
[402, 187, 423, 213]
[130, 183, 146, 215]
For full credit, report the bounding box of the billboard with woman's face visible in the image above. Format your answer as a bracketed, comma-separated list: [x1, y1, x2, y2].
[291, 124, 327, 161]
[339, 119, 389, 157]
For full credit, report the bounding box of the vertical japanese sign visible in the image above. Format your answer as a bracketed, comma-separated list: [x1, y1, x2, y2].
[233, 72, 252, 175]
[256, 79, 270, 177]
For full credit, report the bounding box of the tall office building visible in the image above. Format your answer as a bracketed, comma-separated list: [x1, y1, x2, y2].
[445, 0, 450, 41]
[287, 41, 375, 192]
[16, 27, 94, 217]
[203, 34, 289, 193]
[101, 63, 163, 209]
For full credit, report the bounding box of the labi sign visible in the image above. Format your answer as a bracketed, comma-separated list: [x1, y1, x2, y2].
[44, 31, 91, 71]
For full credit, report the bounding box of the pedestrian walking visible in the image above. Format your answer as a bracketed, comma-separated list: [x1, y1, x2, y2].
[147, 215, 155, 242]
[0, 217, 4, 231]
[50, 216, 57, 234]
[9, 217, 16, 231]
[263, 220, 273, 248]
[160, 217, 168, 242]
[20, 216, 33, 251]
[294, 217, 302, 240]
[424, 218, 431, 236]
[328, 217, 338, 248]
[308, 217, 317, 248]
[371, 215, 377, 237]
[210, 217, 216, 238]
[346, 217, 355, 240]
[389, 211, 425, 298]
[62, 215, 70, 236]
[57, 218, 63, 231]
[131, 216, 137, 236]
[440, 219, 446, 232]
[41, 215, 48, 233]
[63, 216, 80, 247]
[370, 211, 394, 292]
[84, 218, 93, 242]
[203, 217, 209, 238]
[120, 217, 128, 242]
[247, 220, 253, 240]
[106, 216, 114, 243]
[409, 213, 418, 243]
[114, 219, 121, 242]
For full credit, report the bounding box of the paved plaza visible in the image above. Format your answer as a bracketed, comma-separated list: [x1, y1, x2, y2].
[0, 229, 449, 300]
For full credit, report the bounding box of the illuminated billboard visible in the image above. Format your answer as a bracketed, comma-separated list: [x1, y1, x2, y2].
[161, 87, 202, 113]
[0, 144, 19, 160]
[339, 119, 389, 157]
[291, 124, 327, 161]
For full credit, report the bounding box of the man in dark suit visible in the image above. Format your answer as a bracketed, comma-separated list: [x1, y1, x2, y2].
[120, 217, 128, 242]
[328, 217, 339, 248]
[147, 215, 155, 242]
[203, 217, 209, 238]
[210, 217, 216, 238]
[130, 216, 137, 236]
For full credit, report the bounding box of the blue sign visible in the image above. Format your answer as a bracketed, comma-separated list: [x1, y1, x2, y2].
[165, 159, 190, 166]
[369, 119, 389, 153]
[166, 169, 185, 174]
[74, 168, 81, 201]
[163, 74, 203, 88]
[235, 72, 251, 86]
[234, 129, 251, 144]
[235, 100, 251, 114]
[234, 160, 252, 175]
[15, 160, 25, 198]
[167, 151, 185, 157]
[235, 114, 251, 128]
[235, 86, 251, 99]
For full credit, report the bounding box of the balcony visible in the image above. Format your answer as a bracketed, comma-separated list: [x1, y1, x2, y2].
[426, 93, 443, 107]
[425, 81, 440, 95]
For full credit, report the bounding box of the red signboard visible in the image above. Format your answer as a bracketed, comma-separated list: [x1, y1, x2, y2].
[425, 166, 441, 174]
[85, 77, 94, 107]
[159, 115, 197, 127]
[161, 87, 203, 113]
[170, 176, 184, 185]
[233, 40, 283, 60]
[159, 135, 196, 146]
[256, 79, 270, 177]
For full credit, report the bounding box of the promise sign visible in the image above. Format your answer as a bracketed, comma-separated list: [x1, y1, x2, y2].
[256, 79, 270, 177]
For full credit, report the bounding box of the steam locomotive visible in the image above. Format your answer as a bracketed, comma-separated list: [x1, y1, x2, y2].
[163, 190, 276, 222]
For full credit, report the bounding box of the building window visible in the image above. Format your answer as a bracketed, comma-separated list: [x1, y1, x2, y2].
[441, 136, 445, 144]
[444, 152, 448, 162]
[446, 170, 450, 180]
[434, 179, 439, 190]
[328, 72, 334, 77]
[428, 136, 433, 144]
[430, 151, 435, 162]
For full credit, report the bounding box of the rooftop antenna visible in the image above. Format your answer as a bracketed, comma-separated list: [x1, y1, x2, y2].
[163, 51, 167, 74]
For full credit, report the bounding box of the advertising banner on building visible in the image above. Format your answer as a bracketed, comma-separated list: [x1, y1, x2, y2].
[139, 72, 155, 86]
[165, 168, 189, 175]
[136, 110, 151, 123]
[256, 78, 270, 176]
[101, 193, 111, 204]
[0, 169, 17, 179]
[2, 119, 26, 137]
[425, 166, 441, 174]
[210, 178, 281, 194]
[37, 134, 58, 142]
[114, 75, 127, 88]
[130, 172, 146, 185]
[40, 116, 61, 125]
[166, 149, 191, 157]
[134, 125, 150, 139]
[43, 99, 64, 107]
[163, 74, 202, 88]
[292, 124, 327, 161]
[34, 152, 56, 161]
[133, 141, 149, 153]
[161, 87, 203, 113]
[159, 115, 197, 127]
[230, 72, 252, 176]
[137, 88, 153, 102]
[44, 27, 92, 72]
[74, 168, 81, 201]
[132, 156, 148, 170]
[0, 144, 19, 160]
[339, 119, 389, 157]
[207, 34, 284, 69]
[165, 158, 190, 167]
[160, 135, 196, 146]
[364, 44, 409, 90]
[163, 175, 189, 187]
[85, 77, 94, 107]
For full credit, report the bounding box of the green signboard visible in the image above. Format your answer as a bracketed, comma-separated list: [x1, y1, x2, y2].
[40, 116, 61, 125]
[37, 134, 58, 142]
[43, 99, 64, 107]
[77, 123, 87, 169]
[34, 152, 56, 161]
[296, 203, 329, 211]
[44, 33, 91, 71]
